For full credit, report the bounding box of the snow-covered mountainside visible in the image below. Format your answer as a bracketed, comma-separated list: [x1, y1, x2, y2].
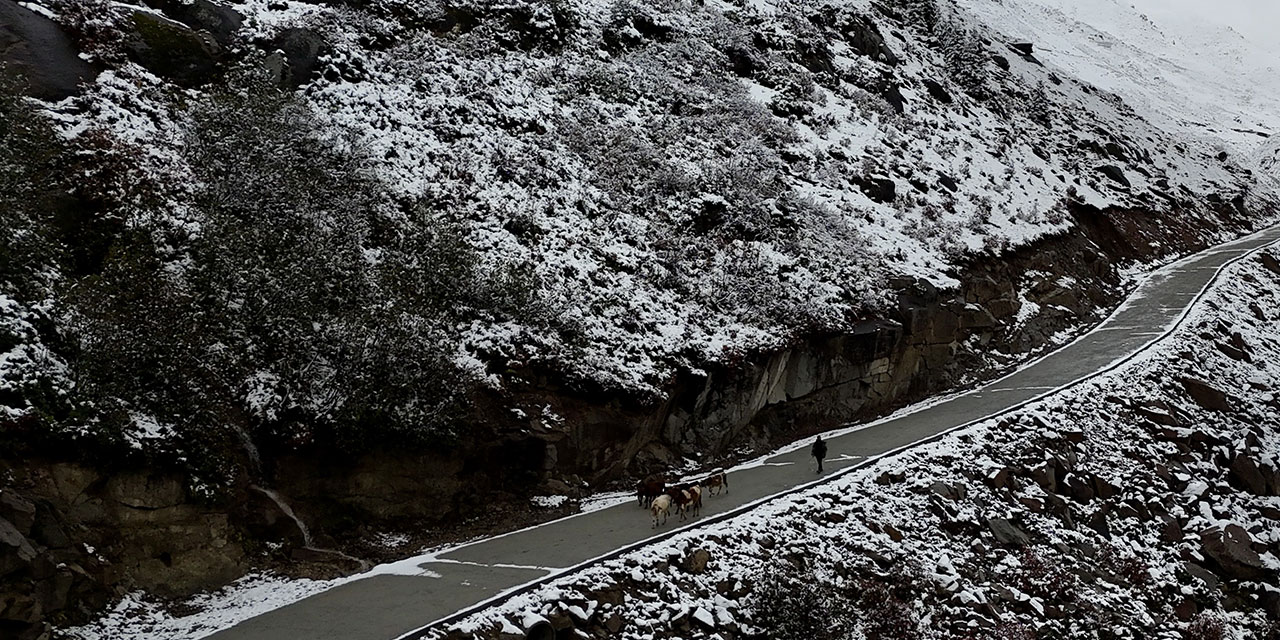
[10, 0, 1265, 408]
[961, 0, 1280, 161]
[427, 245, 1280, 640]
[2, 0, 1278, 634]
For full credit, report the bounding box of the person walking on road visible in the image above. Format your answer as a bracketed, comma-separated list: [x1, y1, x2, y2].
[811, 435, 828, 473]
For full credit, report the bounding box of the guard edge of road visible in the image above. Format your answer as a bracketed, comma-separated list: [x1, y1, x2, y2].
[395, 226, 1280, 640]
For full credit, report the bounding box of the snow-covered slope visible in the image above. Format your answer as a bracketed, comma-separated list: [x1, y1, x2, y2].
[424, 244, 1280, 640]
[961, 0, 1280, 160]
[25, 0, 1265, 403]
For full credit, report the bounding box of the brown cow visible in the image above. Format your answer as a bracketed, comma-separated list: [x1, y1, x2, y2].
[701, 470, 729, 496]
[636, 474, 665, 509]
[667, 483, 702, 521]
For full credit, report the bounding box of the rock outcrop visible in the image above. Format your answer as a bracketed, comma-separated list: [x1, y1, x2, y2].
[0, 2, 98, 100]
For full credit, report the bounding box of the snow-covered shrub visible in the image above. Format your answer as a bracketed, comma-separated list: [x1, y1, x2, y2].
[937, 20, 990, 98]
[45, 0, 131, 64]
[745, 562, 855, 640]
[887, 0, 942, 34]
[1012, 546, 1078, 604]
[1184, 614, 1227, 640]
[0, 70, 61, 297]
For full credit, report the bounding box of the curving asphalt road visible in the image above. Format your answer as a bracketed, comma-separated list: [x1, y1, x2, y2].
[207, 224, 1280, 640]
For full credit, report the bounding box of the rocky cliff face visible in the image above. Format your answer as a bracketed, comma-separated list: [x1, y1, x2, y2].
[0, 464, 243, 639]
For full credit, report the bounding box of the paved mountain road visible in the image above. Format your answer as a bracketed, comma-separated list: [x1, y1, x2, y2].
[208, 224, 1280, 640]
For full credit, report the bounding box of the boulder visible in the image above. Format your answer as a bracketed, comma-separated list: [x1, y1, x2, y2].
[987, 518, 1030, 546]
[930, 481, 963, 501]
[1066, 475, 1095, 504]
[1260, 252, 1280, 276]
[985, 467, 1012, 490]
[1179, 377, 1234, 412]
[1135, 404, 1180, 426]
[126, 11, 221, 85]
[271, 28, 326, 88]
[856, 175, 897, 204]
[839, 14, 898, 65]
[144, 0, 243, 45]
[1227, 451, 1270, 496]
[0, 516, 38, 577]
[1091, 475, 1120, 500]
[1007, 42, 1042, 65]
[681, 548, 711, 574]
[922, 79, 952, 104]
[881, 84, 906, 113]
[1199, 525, 1265, 580]
[0, 2, 99, 100]
[0, 591, 41, 625]
[0, 492, 36, 536]
[1097, 165, 1130, 188]
[1214, 341, 1250, 362]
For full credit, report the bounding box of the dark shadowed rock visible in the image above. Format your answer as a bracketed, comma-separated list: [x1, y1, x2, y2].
[1092, 475, 1120, 500]
[1182, 562, 1219, 590]
[839, 14, 898, 65]
[1173, 598, 1199, 622]
[985, 467, 1012, 490]
[1214, 341, 1250, 362]
[923, 79, 952, 104]
[0, 517, 38, 577]
[1066, 475, 1095, 503]
[1136, 400, 1184, 426]
[930, 481, 963, 501]
[145, 0, 243, 44]
[1260, 252, 1280, 276]
[0, 492, 35, 536]
[1097, 165, 1130, 188]
[1228, 451, 1271, 496]
[856, 176, 897, 203]
[1179, 377, 1234, 412]
[681, 548, 711, 574]
[126, 11, 220, 85]
[881, 84, 906, 113]
[0, 2, 99, 100]
[1007, 42, 1042, 65]
[987, 518, 1030, 546]
[272, 27, 327, 88]
[1200, 525, 1265, 580]
[1158, 515, 1183, 542]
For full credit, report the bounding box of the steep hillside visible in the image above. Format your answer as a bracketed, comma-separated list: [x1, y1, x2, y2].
[960, 0, 1280, 159]
[0, 0, 1277, 633]
[424, 244, 1280, 640]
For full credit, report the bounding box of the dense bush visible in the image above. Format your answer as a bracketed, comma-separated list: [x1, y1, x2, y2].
[746, 559, 928, 640]
[0, 70, 63, 298]
[63, 68, 480, 463]
[746, 562, 854, 640]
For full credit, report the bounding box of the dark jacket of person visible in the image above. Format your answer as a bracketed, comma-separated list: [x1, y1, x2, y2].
[811, 436, 828, 459]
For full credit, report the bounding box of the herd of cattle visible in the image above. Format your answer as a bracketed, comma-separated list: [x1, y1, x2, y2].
[635, 470, 729, 528]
